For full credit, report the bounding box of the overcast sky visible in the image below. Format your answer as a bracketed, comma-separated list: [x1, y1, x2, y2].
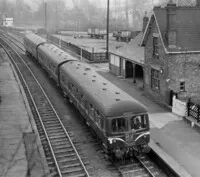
[11, 0, 160, 11]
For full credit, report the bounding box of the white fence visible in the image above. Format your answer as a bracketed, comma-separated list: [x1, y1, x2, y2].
[172, 96, 187, 117]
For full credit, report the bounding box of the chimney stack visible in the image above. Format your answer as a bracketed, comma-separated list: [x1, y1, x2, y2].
[142, 11, 149, 33]
[166, 0, 177, 49]
[196, 0, 200, 7]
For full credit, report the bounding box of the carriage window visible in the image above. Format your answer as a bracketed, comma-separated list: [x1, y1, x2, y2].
[89, 103, 93, 110]
[112, 118, 128, 133]
[101, 118, 105, 131]
[130, 115, 147, 130]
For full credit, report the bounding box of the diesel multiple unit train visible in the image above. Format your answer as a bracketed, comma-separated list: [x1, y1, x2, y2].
[24, 33, 150, 159]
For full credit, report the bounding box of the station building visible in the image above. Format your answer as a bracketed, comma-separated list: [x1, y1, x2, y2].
[2, 17, 13, 27]
[141, 0, 200, 106]
[109, 14, 149, 88]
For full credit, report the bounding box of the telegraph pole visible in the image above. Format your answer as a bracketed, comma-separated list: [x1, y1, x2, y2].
[45, 1, 47, 33]
[106, 0, 110, 61]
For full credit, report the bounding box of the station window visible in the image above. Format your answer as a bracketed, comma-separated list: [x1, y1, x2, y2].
[130, 115, 147, 130]
[153, 37, 159, 57]
[112, 118, 128, 133]
[151, 69, 160, 90]
[180, 81, 185, 92]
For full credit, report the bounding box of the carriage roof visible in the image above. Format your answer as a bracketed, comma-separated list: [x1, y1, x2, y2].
[38, 43, 78, 66]
[24, 33, 46, 46]
[61, 61, 147, 117]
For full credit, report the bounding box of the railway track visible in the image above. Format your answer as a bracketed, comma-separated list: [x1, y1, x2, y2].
[115, 154, 168, 177]
[0, 37, 91, 177]
[0, 31, 25, 52]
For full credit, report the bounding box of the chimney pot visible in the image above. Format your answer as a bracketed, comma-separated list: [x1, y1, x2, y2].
[166, 0, 177, 48]
[142, 11, 149, 33]
[196, 0, 200, 6]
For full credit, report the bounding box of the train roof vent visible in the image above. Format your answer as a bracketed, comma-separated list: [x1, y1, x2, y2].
[116, 98, 121, 101]
[103, 82, 107, 85]
[115, 92, 120, 94]
[78, 63, 81, 66]
[92, 79, 96, 82]
[76, 67, 79, 69]
[85, 68, 91, 71]
[83, 72, 87, 75]
[70, 61, 73, 64]
[102, 88, 107, 91]
[93, 75, 96, 78]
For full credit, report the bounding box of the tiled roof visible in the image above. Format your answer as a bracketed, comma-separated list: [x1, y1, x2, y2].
[110, 32, 144, 65]
[142, 6, 200, 53]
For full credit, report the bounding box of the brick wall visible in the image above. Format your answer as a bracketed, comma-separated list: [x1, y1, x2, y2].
[144, 18, 200, 105]
[168, 53, 200, 99]
[144, 19, 169, 104]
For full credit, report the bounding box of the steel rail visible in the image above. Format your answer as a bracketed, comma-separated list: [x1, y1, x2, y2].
[0, 33, 25, 52]
[136, 155, 156, 177]
[0, 36, 90, 177]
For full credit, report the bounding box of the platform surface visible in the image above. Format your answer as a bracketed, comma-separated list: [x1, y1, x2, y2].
[0, 48, 32, 177]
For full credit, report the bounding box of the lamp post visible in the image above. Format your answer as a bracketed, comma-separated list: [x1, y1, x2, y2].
[106, 0, 110, 61]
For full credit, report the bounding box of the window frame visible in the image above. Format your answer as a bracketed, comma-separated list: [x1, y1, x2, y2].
[111, 117, 128, 133]
[151, 68, 160, 90]
[153, 36, 159, 58]
[130, 115, 148, 130]
[180, 81, 185, 92]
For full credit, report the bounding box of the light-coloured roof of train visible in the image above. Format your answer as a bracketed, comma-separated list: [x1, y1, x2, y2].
[61, 61, 147, 117]
[38, 43, 78, 66]
[24, 33, 46, 46]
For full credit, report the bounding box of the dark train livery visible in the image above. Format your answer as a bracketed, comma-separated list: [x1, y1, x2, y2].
[24, 33, 150, 159]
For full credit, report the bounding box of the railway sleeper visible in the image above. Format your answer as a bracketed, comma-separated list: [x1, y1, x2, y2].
[44, 123, 62, 128]
[53, 146, 75, 153]
[56, 152, 77, 160]
[61, 167, 85, 176]
[58, 157, 89, 164]
[48, 137, 69, 143]
[59, 161, 81, 169]
[47, 129, 64, 134]
[45, 126, 64, 131]
[49, 133, 67, 138]
[122, 167, 146, 175]
[119, 163, 144, 171]
[47, 132, 65, 137]
[54, 148, 75, 155]
[50, 140, 72, 146]
[42, 118, 59, 122]
[52, 144, 75, 150]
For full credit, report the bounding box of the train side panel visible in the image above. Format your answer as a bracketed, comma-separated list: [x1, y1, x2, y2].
[59, 68, 108, 147]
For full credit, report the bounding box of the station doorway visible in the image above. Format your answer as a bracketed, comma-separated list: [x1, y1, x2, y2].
[125, 61, 133, 78]
[135, 64, 143, 79]
[134, 64, 144, 88]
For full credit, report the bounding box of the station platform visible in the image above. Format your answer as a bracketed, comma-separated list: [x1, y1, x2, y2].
[97, 68, 199, 177]
[0, 48, 47, 177]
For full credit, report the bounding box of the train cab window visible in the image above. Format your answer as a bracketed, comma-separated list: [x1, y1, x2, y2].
[96, 110, 101, 126]
[88, 103, 94, 118]
[130, 115, 147, 130]
[112, 118, 128, 133]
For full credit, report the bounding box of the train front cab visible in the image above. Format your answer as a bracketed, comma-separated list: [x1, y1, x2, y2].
[106, 113, 150, 157]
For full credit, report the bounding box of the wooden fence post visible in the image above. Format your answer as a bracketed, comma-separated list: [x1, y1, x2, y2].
[187, 98, 191, 117]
